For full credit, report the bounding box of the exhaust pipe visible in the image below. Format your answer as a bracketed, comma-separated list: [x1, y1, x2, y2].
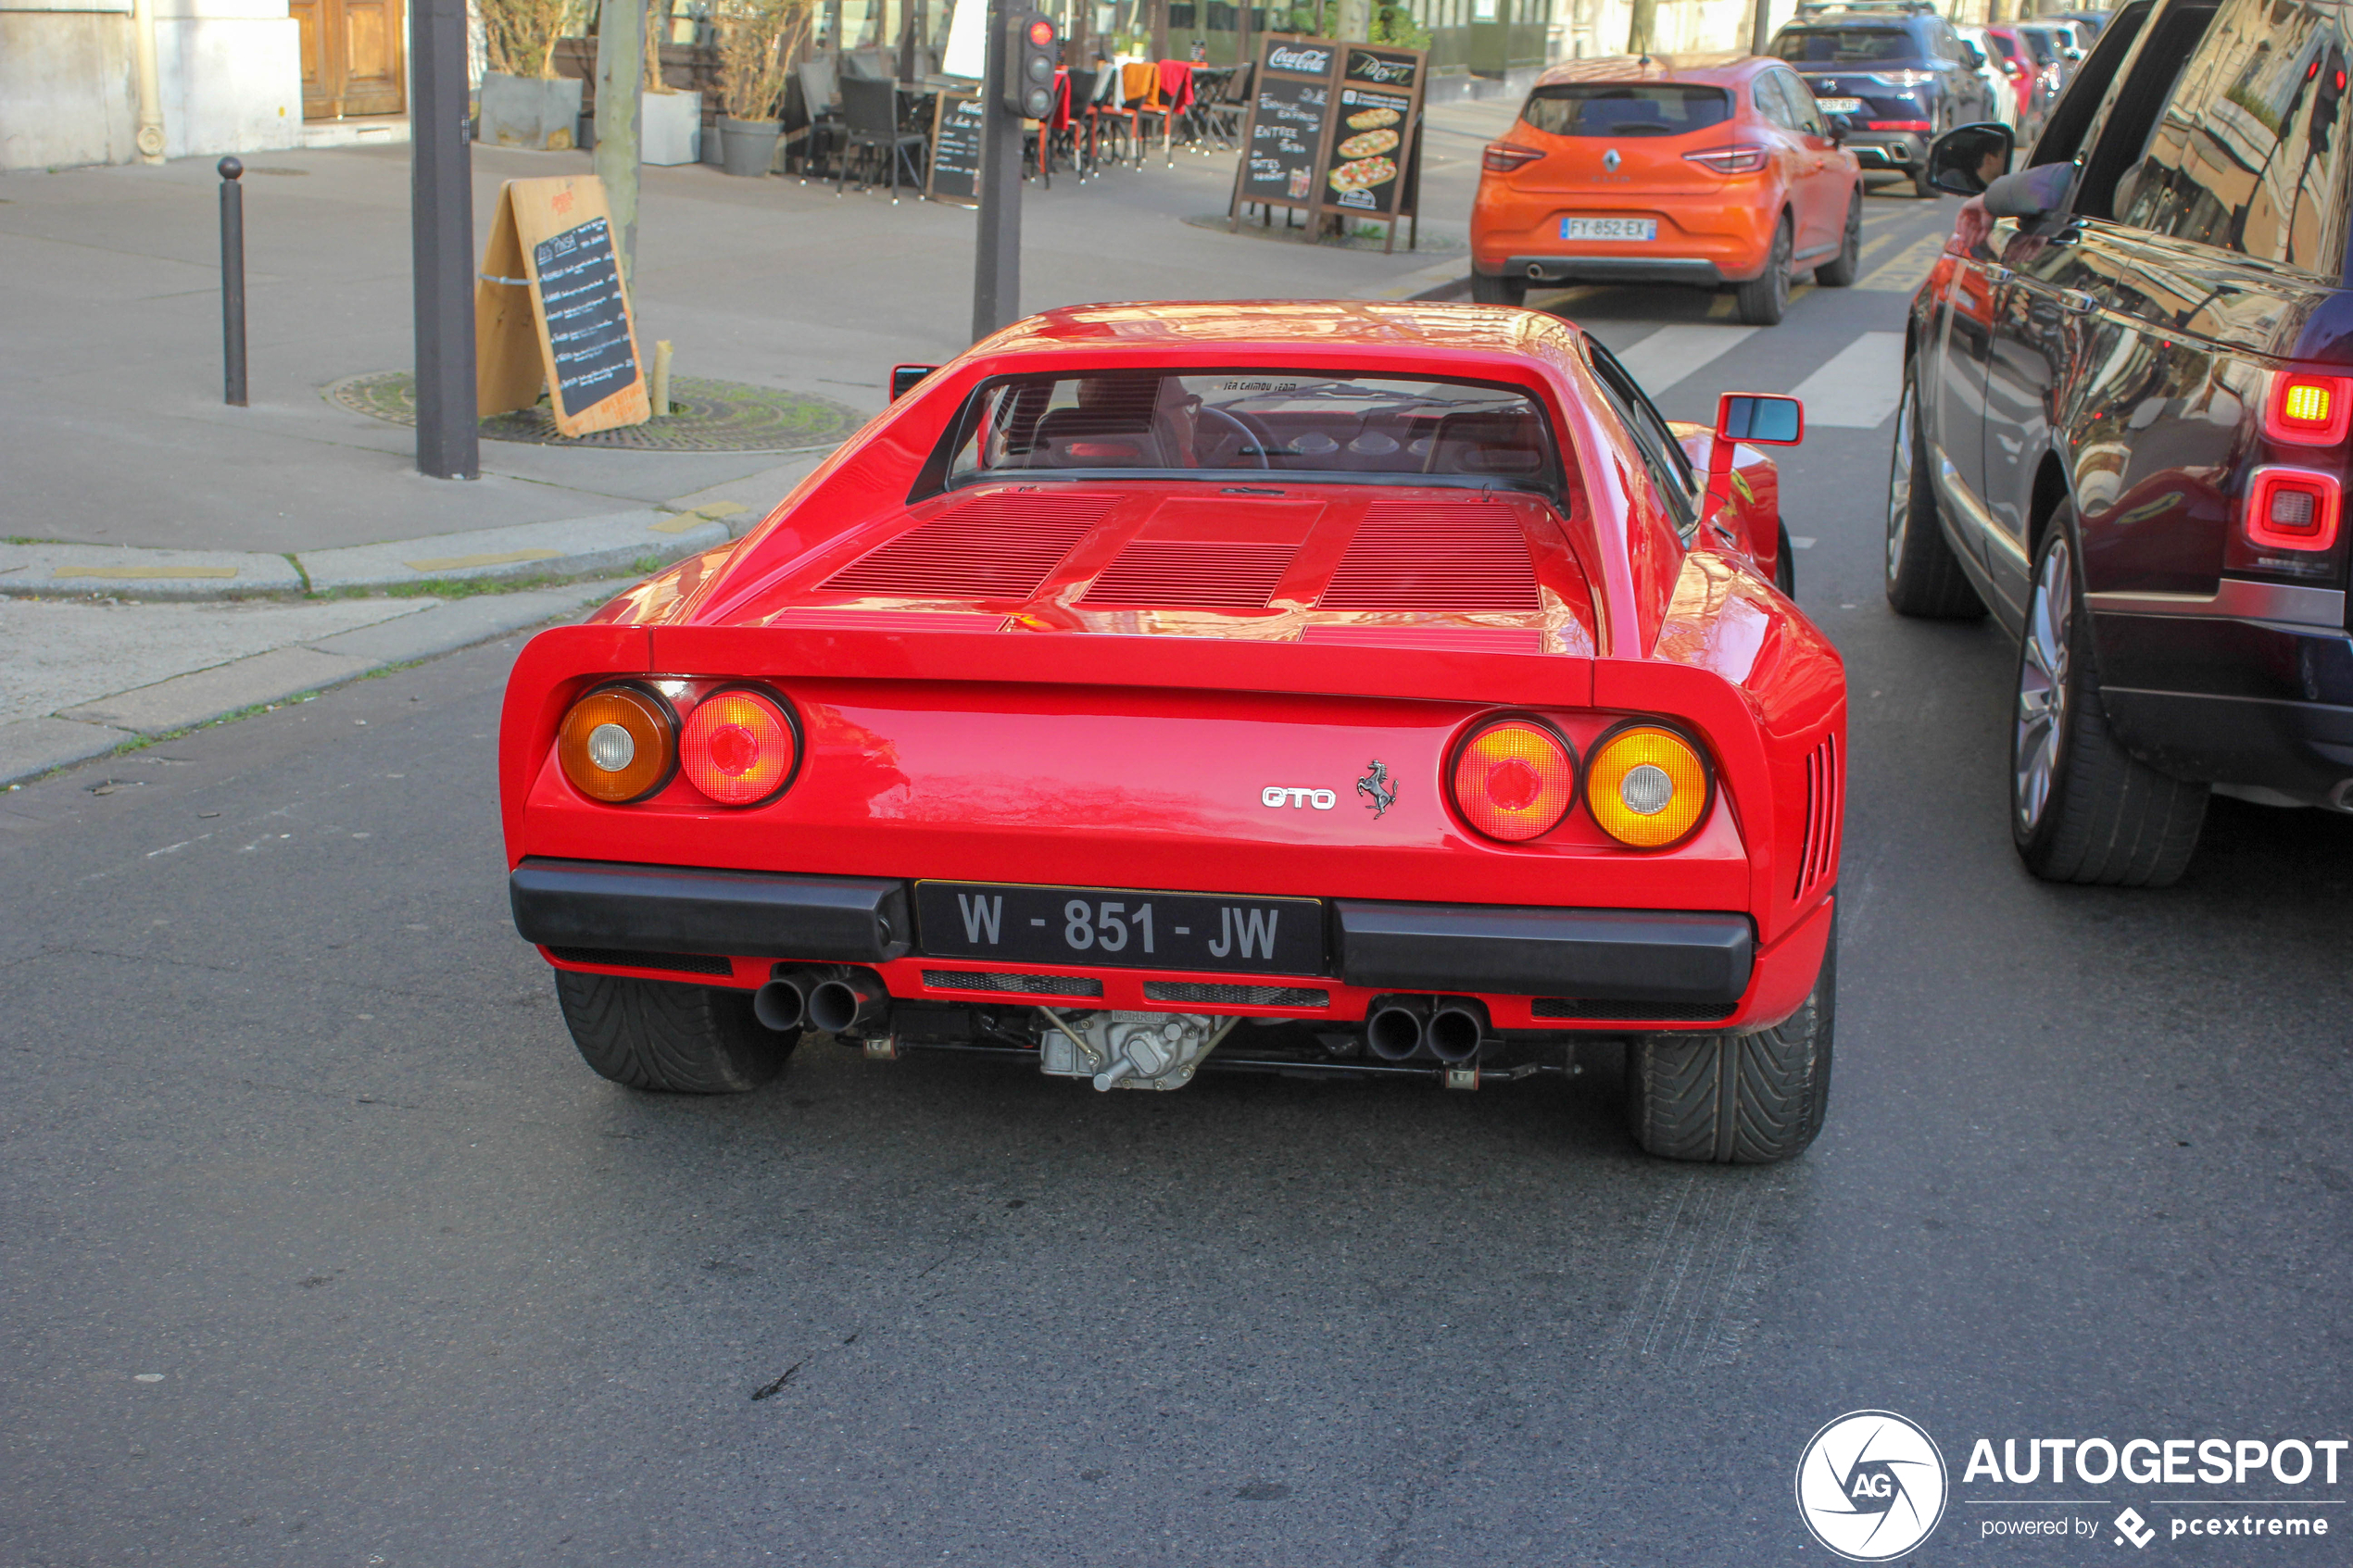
[808, 968, 887, 1035]
[1524, 261, 1544, 279]
[1365, 997, 1429, 1061]
[1426, 998, 1488, 1066]
[753, 966, 815, 1033]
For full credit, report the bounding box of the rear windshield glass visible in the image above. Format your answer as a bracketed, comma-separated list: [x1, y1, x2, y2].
[1520, 83, 1734, 136]
[2015, 29, 2055, 61]
[1986, 32, 2019, 58]
[1771, 26, 1920, 63]
[941, 371, 1564, 494]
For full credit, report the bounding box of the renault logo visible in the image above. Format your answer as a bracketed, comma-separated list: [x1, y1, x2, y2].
[1603, 147, 1622, 171]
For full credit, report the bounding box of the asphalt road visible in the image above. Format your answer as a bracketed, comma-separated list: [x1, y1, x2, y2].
[6, 188, 2350, 1567]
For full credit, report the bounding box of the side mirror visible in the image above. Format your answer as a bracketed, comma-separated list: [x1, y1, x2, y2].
[1704, 393, 1804, 525]
[1960, 42, 1985, 69]
[889, 363, 940, 401]
[1926, 120, 2013, 196]
[1826, 110, 1853, 144]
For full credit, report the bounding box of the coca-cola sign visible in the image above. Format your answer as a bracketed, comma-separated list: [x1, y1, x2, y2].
[1267, 44, 1333, 74]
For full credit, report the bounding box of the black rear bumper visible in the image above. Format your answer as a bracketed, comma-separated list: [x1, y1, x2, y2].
[511, 859, 1755, 1004]
[2092, 610, 2353, 799]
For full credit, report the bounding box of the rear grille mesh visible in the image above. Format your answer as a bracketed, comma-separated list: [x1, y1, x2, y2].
[548, 947, 735, 977]
[1142, 982, 1331, 1008]
[1795, 733, 1842, 898]
[1531, 997, 1737, 1022]
[821, 490, 1117, 601]
[1318, 500, 1541, 611]
[922, 970, 1104, 997]
[1081, 540, 1300, 608]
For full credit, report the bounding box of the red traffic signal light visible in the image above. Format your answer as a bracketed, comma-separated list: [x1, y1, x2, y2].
[1027, 17, 1057, 46]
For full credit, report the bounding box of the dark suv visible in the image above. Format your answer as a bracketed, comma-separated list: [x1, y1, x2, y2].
[1894, 0, 2353, 885]
[1770, 7, 2001, 195]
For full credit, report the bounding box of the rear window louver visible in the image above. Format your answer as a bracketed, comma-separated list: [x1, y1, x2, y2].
[1080, 540, 1301, 608]
[821, 490, 1118, 601]
[1317, 500, 1541, 611]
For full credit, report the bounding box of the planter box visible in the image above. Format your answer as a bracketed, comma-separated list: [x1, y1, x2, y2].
[720, 116, 781, 177]
[642, 89, 702, 165]
[479, 72, 584, 151]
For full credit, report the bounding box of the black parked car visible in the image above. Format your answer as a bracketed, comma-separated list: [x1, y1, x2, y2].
[1769, 6, 2002, 196]
[1894, 0, 2353, 885]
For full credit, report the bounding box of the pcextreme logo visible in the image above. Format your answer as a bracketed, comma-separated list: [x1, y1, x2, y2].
[1795, 1411, 1950, 1561]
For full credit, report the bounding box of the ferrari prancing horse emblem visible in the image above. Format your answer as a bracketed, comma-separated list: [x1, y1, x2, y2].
[1356, 759, 1397, 818]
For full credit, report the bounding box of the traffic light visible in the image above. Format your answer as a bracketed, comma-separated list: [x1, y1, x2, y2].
[1003, 10, 1059, 120]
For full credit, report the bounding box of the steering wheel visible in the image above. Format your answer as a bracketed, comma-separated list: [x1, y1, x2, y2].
[1199, 405, 1274, 470]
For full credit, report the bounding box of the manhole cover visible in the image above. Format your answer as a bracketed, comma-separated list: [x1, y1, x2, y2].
[325, 370, 863, 453]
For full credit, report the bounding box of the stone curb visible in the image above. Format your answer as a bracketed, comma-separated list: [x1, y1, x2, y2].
[1, 580, 623, 787]
[0, 502, 761, 604]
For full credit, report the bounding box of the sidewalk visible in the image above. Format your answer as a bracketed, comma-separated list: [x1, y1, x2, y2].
[0, 100, 1517, 785]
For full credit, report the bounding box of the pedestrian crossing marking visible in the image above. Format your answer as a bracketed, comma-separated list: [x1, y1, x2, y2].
[1617, 324, 1760, 397]
[1856, 232, 1947, 293]
[1788, 332, 1907, 427]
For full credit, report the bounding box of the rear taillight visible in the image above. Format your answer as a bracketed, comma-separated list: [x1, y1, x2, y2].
[680, 686, 800, 806]
[1586, 724, 1712, 849]
[1450, 718, 1577, 842]
[1868, 119, 1932, 132]
[558, 684, 677, 804]
[1683, 145, 1768, 175]
[2244, 467, 2342, 552]
[2265, 370, 2353, 445]
[1483, 142, 1546, 173]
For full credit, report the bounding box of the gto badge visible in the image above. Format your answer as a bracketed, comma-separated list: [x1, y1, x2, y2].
[1356, 759, 1397, 818]
[1603, 147, 1622, 172]
[1263, 786, 1338, 809]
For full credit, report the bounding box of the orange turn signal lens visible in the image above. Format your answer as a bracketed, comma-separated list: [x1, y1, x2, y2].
[1586, 724, 1710, 849]
[558, 684, 676, 804]
[680, 687, 799, 806]
[1451, 718, 1577, 842]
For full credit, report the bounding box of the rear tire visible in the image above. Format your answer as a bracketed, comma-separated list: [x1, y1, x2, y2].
[555, 971, 796, 1093]
[2009, 518, 2209, 886]
[1912, 165, 1938, 199]
[1627, 916, 1835, 1164]
[1735, 216, 1793, 326]
[1471, 272, 1529, 306]
[1884, 369, 1987, 618]
[1812, 193, 1864, 286]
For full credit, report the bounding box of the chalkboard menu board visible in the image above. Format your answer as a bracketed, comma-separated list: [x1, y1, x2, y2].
[1228, 37, 1426, 254]
[1318, 45, 1427, 254]
[1231, 38, 1337, 222]
[533, 217, 639, 419]
[926, 91, 984, 206]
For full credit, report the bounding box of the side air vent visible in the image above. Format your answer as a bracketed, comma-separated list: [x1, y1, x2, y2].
[1531, 997, 1737, 1022]
[1081, 541, 1300, 608]
[1795, 733, 1842, 898]
[922, 970, 1104, 997]
[547, 947, 736, 977]
[1318, 501, 1541, 611]
[822, 490, 1118, 601]
[1142, 982, 1331, 1008]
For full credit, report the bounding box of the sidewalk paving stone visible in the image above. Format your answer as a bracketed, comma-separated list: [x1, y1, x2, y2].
[0, 717, 136, 784]
[305, 582, 622, 664]
[296, 509, 730, 592]
[60, 646, 382, 736]
[0, 544, 304, 601]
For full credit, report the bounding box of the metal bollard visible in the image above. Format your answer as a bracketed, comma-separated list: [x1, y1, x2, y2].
[218, 157, 246, 408]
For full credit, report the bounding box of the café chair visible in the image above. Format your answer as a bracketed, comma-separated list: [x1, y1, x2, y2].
[837, 75, 927, 202]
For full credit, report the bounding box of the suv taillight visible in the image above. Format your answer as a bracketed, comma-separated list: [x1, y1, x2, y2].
[2265, 370, 2353, 445]
[2245, 467, 2342, 553]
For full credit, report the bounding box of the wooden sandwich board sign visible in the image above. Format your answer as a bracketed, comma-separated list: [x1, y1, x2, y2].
[475, 175, 651, 438]
[1230, 36, 1340, 231]
[925, 90, 985, 206]
[1317, 44, 1427, 255]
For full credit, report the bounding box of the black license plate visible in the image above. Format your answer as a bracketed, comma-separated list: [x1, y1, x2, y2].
[915, 881, 1326, 976]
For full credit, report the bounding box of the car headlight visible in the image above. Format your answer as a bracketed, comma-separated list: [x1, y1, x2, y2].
[558, 683, 677, 803]
[1586, 723, 1712, 848]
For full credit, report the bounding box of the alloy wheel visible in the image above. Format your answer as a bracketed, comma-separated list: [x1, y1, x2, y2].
[2014, 536, 2073, 833]
[1886, 382, 1915, 583]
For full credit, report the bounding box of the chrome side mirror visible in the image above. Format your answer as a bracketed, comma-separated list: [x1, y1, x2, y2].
[1927, 120, 2014, 196]
[889, 364, 940, 401]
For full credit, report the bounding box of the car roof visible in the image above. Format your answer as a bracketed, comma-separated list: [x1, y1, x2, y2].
[978, 300, 1592, 364]
[1779, 14, 1920, 30]
[1531, 51, 1766, 87]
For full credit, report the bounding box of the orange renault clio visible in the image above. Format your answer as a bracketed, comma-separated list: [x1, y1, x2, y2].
[1471, 54, 1864, 325]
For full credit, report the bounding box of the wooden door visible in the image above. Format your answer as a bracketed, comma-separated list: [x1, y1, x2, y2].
[291, 0, 407, 120]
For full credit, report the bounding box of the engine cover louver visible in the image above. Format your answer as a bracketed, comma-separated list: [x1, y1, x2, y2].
[822, 490, 1118, 602]
[1080, 541, 1300, 608]
[1317, 500, 1541, 611]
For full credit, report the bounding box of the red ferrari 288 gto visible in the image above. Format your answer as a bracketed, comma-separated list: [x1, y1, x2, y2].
[500, 301, 1845, 1163]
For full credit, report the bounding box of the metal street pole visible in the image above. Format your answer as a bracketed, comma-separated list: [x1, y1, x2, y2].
[409, 0, 478, 480]
[218, 158, 247, 407]
[971, 0, 1023, 342]
[1751, 0, 1772, 56]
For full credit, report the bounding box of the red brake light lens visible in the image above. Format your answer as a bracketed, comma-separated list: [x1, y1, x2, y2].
[1450, 719, 1577, 842]
[1867, 119, 1933, 132]
[1483, 142, 1546, 173]
[2265, 371, 2353, 445]
[1683, 144, 1768, 175]
[680, 687, 799, 806]
[2244, 467, 2342, 552]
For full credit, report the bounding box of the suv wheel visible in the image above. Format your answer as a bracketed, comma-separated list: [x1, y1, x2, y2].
[1884, 370, 1985, 617]
[2010, 518, 2209, 886]
[1627, 915, 1834, 1164]
[1813, 193, 1864, 287]
[1735, 216, 1793, 326]
[555, 971, 797, 1093]
[1471, 272, 1529, 306]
